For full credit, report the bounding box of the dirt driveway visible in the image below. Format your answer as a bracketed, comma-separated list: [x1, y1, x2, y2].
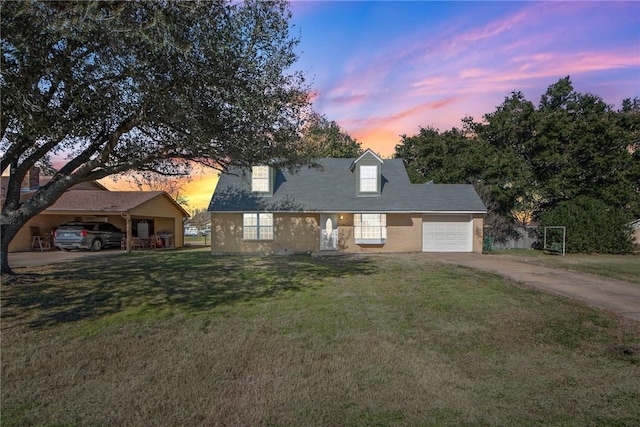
[8, 249, 122, 269]
[8, 250, 640, 322]
[425, 253, 640, 322]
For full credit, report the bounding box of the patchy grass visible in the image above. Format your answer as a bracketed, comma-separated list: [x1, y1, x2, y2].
[489, 249, 640, 285]
[2, 251, 639, 426]
[184, 234, 211, 247]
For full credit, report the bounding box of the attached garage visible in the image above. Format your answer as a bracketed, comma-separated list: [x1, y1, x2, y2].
[422, 214, 473, 252]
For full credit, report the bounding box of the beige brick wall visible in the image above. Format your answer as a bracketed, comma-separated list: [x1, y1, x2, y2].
[211, 213, 320, 254]
[472, 214, 484, 253]
[337, 213, 423, 253]
[211, 212, 484, 254]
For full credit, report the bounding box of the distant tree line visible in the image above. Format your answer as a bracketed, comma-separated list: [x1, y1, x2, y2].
[395, 77, 640, 253]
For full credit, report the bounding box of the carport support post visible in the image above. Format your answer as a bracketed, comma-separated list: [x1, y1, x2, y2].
[122, 212, 132, 253]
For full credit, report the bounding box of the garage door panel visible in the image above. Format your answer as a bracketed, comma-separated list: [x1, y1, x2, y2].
[422, 215, 472, 252]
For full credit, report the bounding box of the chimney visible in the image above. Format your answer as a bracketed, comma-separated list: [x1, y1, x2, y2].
[21, 166, 40, 191]
[29, 167, 40, 189]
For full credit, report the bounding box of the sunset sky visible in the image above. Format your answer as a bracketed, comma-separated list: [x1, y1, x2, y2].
[113, 1, 640, 210]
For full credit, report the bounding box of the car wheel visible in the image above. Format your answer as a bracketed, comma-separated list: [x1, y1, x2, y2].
[90, 239, 103, 251]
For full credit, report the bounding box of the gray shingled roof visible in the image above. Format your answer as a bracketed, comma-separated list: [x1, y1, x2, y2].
[208, 158, 486, 213]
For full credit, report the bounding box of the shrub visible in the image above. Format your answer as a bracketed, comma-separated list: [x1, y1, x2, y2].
[539, 196, 634, 254]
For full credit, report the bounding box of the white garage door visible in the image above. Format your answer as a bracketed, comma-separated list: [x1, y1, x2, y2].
[422, 215, 472, 252]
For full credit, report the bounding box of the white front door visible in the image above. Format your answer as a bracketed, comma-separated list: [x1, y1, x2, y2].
[320, 214, 338, 250]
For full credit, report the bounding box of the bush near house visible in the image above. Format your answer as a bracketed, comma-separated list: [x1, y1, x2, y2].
[540, 196, 634, 254]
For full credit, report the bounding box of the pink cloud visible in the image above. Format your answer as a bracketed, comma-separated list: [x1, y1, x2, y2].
[458, 68, 488, 79]
[326, 93, 368, 108]
[305, 1, 639, 157]
[466, 48, 640, 89]
[411, 76, 450, 89]
[368, 97, 458, 126]
[451, 9, 529, 48]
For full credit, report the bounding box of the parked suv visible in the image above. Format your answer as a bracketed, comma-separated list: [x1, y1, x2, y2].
[54, 222, 125, 251]
[184, 226, 199, 237]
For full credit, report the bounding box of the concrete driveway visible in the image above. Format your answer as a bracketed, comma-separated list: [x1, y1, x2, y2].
[425, 253, 640, 322]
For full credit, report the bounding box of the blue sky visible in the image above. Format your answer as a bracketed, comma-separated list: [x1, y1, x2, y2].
[289, 1, 640, 156]
[105, 1, 640, 209]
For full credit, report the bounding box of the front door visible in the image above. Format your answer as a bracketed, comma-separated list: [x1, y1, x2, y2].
[320, 214, 338, 251]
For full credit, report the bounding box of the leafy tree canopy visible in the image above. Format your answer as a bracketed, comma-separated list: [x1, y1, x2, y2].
[301, 112, 363, 158]
[395, 77, 640, 250]
[1, 0, 310, 273]
[540, 196, 634, 254]
[119, 171, 192, 209]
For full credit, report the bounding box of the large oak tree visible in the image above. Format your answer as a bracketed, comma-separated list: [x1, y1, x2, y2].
[395, 77, 640, 249]
[1, 0, 311, 273]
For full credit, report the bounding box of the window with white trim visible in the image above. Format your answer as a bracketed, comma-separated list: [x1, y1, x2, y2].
[243, 213, 274, 240]
[354, 213, 386, 244]
[251, 166, 270, 193]
[359, 165, 378, 192]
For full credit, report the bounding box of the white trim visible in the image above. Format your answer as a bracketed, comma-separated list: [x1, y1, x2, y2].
[242, 212, 274, 241]
[359, 165, 378, 192]
[353, 213, 387, 245]
[251, 165, 270, 193]
[351, 148, 384, 166]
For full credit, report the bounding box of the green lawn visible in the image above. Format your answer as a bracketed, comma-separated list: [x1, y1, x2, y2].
[489, 249, 640, 285]
[184, 234, 211, 247]
[2, 251, 639, 426]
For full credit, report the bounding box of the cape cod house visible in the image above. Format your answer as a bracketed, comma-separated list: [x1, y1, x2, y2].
[208, 149, 486, 254]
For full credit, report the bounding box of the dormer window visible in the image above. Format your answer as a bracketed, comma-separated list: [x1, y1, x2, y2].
[351, 149, 383, 196]
[251, 166, 271, 194]
[359, 165, 378, 192]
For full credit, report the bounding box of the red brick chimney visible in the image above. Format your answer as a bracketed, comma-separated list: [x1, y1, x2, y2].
[21, 166, 40, 191]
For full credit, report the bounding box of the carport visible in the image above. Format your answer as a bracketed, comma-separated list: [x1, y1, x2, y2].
[8, 190, 189, 253]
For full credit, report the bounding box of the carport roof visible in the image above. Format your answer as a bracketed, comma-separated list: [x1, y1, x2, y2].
[45, 190, 189, 216]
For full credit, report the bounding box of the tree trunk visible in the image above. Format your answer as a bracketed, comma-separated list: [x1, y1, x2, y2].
[1, 223, 22, 275]
[1, 179, 70, 275]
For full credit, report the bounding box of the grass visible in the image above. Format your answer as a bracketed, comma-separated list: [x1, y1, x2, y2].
[184, 234, 211, 247]
[488, 249, 640, 285]
[2, 250, 639, 426]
